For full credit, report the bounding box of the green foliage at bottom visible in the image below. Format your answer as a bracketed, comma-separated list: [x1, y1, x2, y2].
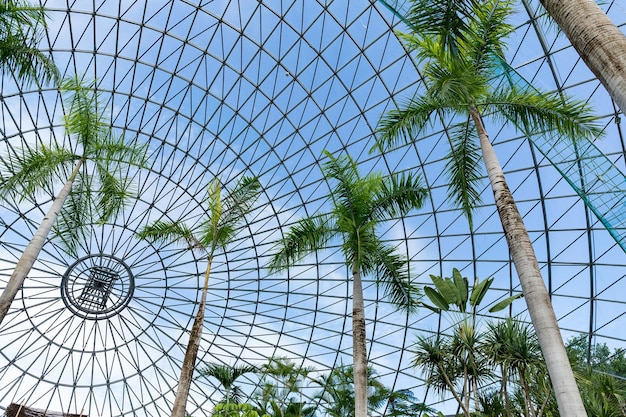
[212, 402, 271, 417]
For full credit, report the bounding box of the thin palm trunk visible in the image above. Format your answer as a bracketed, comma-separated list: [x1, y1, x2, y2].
[469, 108, 586, 416]
[0, 159, 83, 325]
[519, 367, 535, 417]
[472, 375, 479, 414]
[462, 365, 470, 412]
[438, 362, 471, 417]
[171, 256, 212, 417]
[352, 262, 368, 417]
[501, 364, 512, 417]
[539, 0, 626, 115]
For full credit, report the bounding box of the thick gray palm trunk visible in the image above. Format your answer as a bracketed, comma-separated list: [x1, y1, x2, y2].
[539, 0, 626, 114]
[470, 109, 586, 416]
[352, 263, 368, 417]
[171, 259, 212, 417]
[0, 161, 82, 325]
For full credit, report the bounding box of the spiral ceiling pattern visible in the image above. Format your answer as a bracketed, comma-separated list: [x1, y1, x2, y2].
[0, 0, 624, 416]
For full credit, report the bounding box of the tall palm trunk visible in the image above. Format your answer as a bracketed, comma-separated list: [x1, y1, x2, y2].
[351, 262, 368, 417]
[539, 0, 626, 115]
[470, 108, 586, 416]
[0, 159, 83, 325]
[171, 256, 212, 417]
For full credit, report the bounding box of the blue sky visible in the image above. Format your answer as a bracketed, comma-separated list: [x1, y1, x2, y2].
[0, 0, 624, 416]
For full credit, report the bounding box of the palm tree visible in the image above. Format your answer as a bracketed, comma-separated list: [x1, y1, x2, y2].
[0, 0, 59, 86]
[199, 362, 257, 415]
[538, 0, 626, 115]
[255, 357, 314, 417]
[375, 0, 600, 415]
[313, 365, 388, 417]
[384, 388, 434, 417]
[416, 270, 522, 415]
[269, 149, 427, 417]
[484, 318, 546, 417]
[137, 175, 262, 417]
[0, 75, 147, 324]
[413, 320, 492, 417]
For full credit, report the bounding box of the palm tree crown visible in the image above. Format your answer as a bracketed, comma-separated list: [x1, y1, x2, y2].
[199, 362, 257, 405]
[269, 150, 426, 310]
[1, 76, 149, 255]
[377, 0, 600, 227]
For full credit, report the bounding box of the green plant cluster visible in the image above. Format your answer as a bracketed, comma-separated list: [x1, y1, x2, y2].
[198, 358, 432, 417]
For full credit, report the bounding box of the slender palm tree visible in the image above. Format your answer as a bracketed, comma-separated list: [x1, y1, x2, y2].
[256, 357, 314, 417]
[0, 0, 59, 86]
[137, 176, 261, 417]
[414, 271, 516, 416]
[199, 362, 257, 411]
[269, 149, 427, 417]
[484, 318, 546, 417]
[313, 365, 388, 417]
[413, 320, 492, 417]
[0, 75, 147, 324]
[538, 0, 626, 115]
[375, 0, 600, 415]
[384, 388, 433, 417]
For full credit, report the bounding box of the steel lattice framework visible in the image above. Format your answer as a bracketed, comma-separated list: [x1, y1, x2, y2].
[0, 0, 624, 416]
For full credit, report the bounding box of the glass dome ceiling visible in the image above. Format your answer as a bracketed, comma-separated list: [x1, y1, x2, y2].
[0, 0, 624, 416]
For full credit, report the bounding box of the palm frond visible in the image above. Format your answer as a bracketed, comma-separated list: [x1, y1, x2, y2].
[466, 0, 514, 67]
[219, 176, 262, 230]
[92, 168, 133, 224]
[364, 241, 419, 313]
[321, 150, 360, 206]
[404, 0, 478, 57]
[61, 76, 109, 148]
[0, 1, 59, 86]
[370, 170, 428, 220]
[413, 36, 489, 106]
[199, 362, 257, 405]
[445, 121, 483, 228]
[0, 143, 77, 201]
[90, 134, 147, 223]
[487, 86, 602, 142]
[199, 176, 261, 252]
[199, 219, 236, 253]
[374, 95, 440, 153]
[90, 133, 150, 169]
[53, 178, 92, 257]
[268, 214, 335, 273]
[412, 335, 455, 397]
[198, 363, 257, 390]
[0, 41, 58, 86]
[0, 2, 46, 27]
[136, 220, 198, 249]
[206, 177, 223, 245]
